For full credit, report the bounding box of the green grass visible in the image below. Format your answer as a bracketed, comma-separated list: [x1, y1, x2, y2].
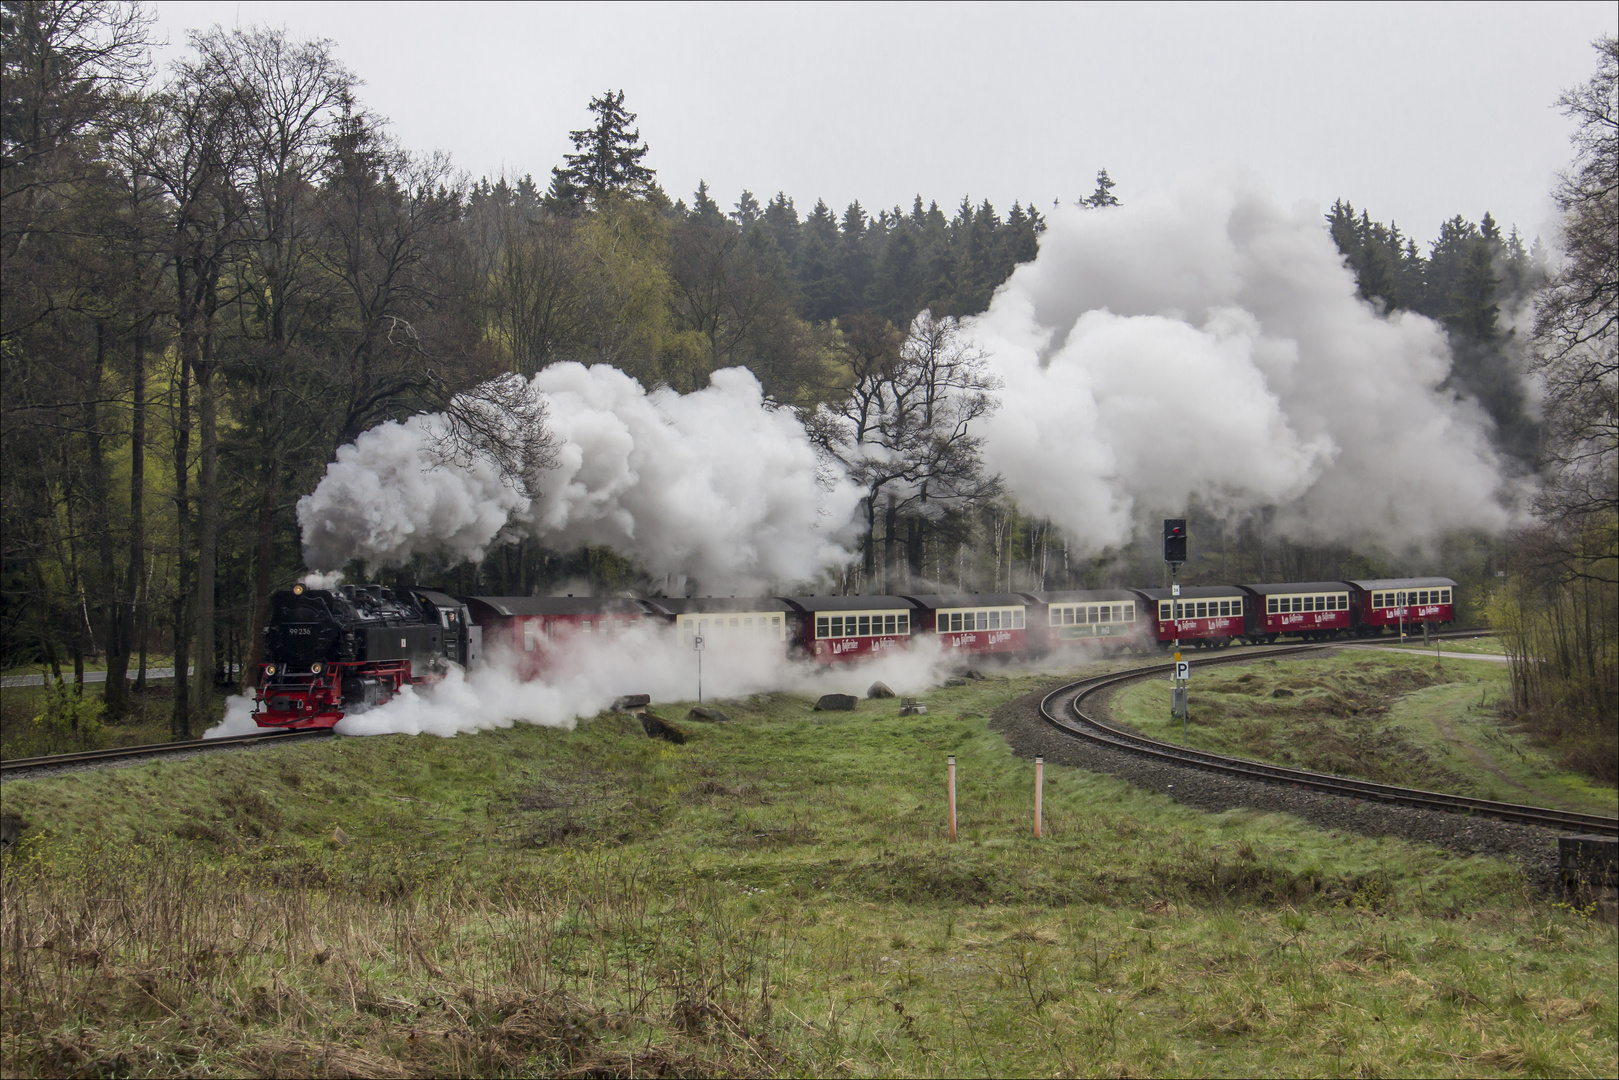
[0, 681, 187, 759]
[2, 669, 1614, 1078]
[1111, 651, 1619, 817]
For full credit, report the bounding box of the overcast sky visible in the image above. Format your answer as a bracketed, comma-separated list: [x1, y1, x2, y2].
[149, 1, 1613, 246]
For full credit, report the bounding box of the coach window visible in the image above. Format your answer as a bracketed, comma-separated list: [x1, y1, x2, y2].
[814, 618, 828, 639]
[1013, 610, 1024, 628]
[1267, 598, 1278, 614]
[987, 610, 1000, 630]
[1123, 604, 1135, 622]
[1441, 589, 1451, 603]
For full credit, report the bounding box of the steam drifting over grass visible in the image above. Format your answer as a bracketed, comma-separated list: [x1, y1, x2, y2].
[209, 621, 954, 739]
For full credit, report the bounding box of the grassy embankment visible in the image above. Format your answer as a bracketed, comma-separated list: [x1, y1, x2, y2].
[1111, 651, 1617, 816]
[2, 666, 1614, 1078]
[1, 681, 186, 758]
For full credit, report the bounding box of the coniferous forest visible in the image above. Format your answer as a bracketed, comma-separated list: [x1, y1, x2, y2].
[2, 6, 1613, 772]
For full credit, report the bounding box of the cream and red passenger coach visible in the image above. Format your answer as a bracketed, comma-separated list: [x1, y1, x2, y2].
[904, 593, 1027, 655]
[1347, 577, 1456, 633]
[782, 595, 913, 663]
[1241, 581, 1354, 642]
[1134, 585, 1246, 647]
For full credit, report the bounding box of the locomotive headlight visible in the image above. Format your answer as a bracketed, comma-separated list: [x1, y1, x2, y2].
[293, 583, 305, 594]
[264, 663, 276, 676]
[310, 662, 323, 674]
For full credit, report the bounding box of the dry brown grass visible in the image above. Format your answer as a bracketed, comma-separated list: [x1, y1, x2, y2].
[1, 840, 785, 1078]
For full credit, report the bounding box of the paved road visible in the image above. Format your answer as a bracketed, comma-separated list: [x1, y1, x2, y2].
[0, 665, 244, 688]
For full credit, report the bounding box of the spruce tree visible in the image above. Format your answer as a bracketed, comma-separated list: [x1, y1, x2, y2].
[550, 89, 656, 205]
[1083, 168, 1120, 207]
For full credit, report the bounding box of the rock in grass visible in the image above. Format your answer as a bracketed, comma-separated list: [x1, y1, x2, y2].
[814, 693, 858, 712]
[640, 712, 687, 743]
[1270, 688, 1295, 698]
[965, 669, 987, 681]
[687, 706, 730, 723]
[944, 677, 967, 688]
[613, 693, 652, 712]
[867, 681, 896, 699]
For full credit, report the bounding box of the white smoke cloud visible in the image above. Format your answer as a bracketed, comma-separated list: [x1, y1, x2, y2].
[970, 167, 1519, 550]
[298, 364, 861, 590]
[206, 622, 955, 739]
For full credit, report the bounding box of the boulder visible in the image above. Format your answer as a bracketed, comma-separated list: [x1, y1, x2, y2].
[965, 669, 987, 681]
[814, 693, 858, 712]
[943, 677, 967, 687]
[640, 712, 688, 743]
[1270, 688, 1294, 698]
[866, 681, 896, 699]
[687, 706, 730, 723]
[613, 693, 652, 712]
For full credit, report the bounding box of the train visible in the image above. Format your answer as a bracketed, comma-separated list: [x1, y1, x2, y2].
[252, 575, 1457, 729]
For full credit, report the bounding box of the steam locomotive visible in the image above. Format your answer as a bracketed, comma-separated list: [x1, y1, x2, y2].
[254, 583, 473, 728]
[252, 575, 1457, 731]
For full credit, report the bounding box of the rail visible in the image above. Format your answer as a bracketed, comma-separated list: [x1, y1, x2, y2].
[1, 728, 334, 775]
[1037, 641, 1619, 838]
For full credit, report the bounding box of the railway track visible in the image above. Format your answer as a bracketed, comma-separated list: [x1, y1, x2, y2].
[1, 728, 334, 776]
[1039, 642, 1619, 838]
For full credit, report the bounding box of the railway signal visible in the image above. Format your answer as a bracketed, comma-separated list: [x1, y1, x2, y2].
[1164, 519, 1190, 732]
[1163, 519, 1187, 565]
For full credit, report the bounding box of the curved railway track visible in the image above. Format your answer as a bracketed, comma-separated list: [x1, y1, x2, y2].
[1039, 643, 1619, 838]
[1, 728, 334, 777]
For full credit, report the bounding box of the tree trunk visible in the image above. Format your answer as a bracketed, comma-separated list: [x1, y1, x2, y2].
[194, 351, 217, 725]
[863, 496, 877, 586]
[122, 331, 147, 700]
[87, 323, 130, 719]
[243, 462, 280, 691]
[906, 517, 923, 587]
[883, 492, 897, 594]
[171, 343, 193, 741]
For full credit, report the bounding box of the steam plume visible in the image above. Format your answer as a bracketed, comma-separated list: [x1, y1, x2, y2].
[299, 364, 861, 589]
[970, 168, 1519, 550]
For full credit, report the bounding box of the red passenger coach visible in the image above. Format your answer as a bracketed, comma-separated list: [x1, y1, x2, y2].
[462, 595, 646, 678]
[1347, 577, 1457, 635]
[1240, 582, 1354, 642]
[904, 594, 1028, 656]
[781, 596, 913, 664]
[1134, 586, 1247, 648]
[1017, 590, 1142, 654]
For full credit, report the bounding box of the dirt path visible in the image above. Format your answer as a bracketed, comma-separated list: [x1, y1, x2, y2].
[1344, 644, 1511, 664]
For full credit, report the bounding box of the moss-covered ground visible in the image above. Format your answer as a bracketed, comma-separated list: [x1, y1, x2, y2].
[2, 666, 1614, 1078]
[1111, 650, 1618, 816]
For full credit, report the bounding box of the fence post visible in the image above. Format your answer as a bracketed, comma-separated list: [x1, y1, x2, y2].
[1034, 756, 1043, 838]
[947, 755, 957, 841]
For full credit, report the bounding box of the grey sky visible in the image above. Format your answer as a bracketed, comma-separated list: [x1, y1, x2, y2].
[150, 1, 1612, 246]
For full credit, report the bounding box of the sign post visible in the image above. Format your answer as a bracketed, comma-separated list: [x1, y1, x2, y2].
[693, 621, 706, 703]
[1172, 654, 1190, 741]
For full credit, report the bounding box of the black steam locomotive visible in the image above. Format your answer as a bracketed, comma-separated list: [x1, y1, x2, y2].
[254, 583, 473, 728]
